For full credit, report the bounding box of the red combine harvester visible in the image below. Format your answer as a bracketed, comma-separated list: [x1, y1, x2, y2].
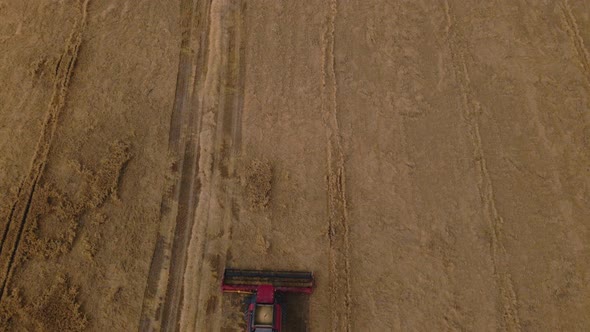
[222, 269, 314, 332]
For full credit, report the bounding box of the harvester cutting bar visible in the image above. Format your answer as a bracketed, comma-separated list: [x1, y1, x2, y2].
[222, 269, 314, 293]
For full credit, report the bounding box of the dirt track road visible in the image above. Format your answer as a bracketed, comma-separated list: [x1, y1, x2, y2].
[1, 0, 589, 331]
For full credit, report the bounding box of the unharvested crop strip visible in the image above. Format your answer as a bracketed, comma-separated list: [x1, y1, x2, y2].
[444, 2, 522, 331]
[321, 1, 352, 331]
[0, 0, 89, 303]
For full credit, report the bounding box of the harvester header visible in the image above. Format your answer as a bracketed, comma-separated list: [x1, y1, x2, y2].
[222, 269, 314, 294]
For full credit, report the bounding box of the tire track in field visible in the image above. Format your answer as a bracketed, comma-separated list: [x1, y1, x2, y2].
[0, 183, 23, 262]
[559, 0, 590, 87]
[167, 0, 200, 152]
[443, 2, 522, 331]
[139, 0, 212, 330]
[0, 0, 89, 302]
[184, 1, 246, 330]
[158, 0, 215, 328]
[139, 0, 245, 330]
[321, 1, 352, 331]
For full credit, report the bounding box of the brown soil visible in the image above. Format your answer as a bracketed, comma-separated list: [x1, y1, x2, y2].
[1, 0, 589, 331]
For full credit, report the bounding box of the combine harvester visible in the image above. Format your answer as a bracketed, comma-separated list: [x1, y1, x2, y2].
[222, 268, 314, 332]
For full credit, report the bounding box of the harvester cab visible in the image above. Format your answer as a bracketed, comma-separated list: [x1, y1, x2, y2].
[222, 268, 314, 332]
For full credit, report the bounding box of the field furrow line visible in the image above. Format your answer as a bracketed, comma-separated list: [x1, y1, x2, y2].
[444, 1, 522, 331]
[321, 1, 352, 331]
[559, 0, 590, 86]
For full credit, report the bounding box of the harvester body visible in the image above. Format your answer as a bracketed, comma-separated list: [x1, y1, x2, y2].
[222, 269, 314, 332]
